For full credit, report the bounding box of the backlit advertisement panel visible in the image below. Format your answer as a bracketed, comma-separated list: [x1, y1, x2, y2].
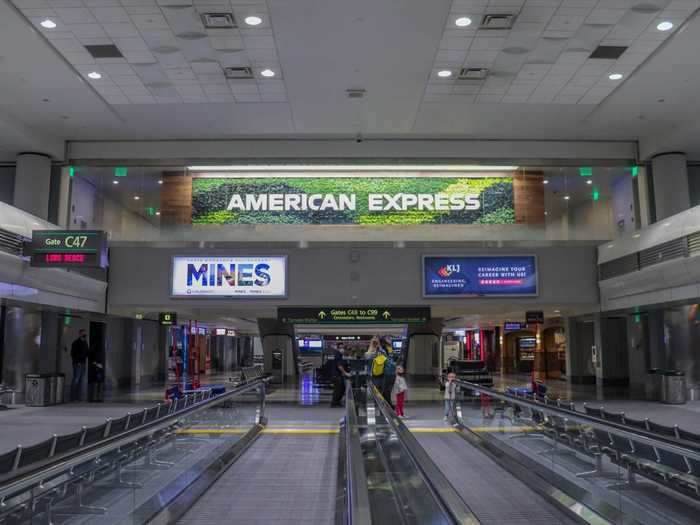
[171, 256, 287, 297]
[423, 255, 538, 297]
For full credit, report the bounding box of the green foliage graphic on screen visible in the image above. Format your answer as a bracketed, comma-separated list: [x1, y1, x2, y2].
[191, 177, 514, 225]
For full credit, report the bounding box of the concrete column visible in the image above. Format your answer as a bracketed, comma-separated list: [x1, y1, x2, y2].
[56, 167, 72, 227]
[407, 319, 442, 379]
[635, 166, 652, 228]
[565, 317, 595, 385]
[651, 153, 690, 221]
[594, 315, 629, 388]
[13, 153, 52, 220]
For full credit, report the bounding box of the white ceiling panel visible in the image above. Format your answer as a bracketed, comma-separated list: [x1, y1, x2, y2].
[421, 0, 696, 107]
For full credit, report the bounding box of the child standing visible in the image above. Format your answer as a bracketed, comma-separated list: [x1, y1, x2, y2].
[444, 372, 457, 421]
[392, 366, 408, 418]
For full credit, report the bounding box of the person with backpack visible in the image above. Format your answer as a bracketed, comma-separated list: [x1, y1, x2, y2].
[380, 338, 396, 406]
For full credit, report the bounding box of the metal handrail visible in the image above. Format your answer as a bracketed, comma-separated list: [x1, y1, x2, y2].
[0, 378, 267, 500]
[344, 381, 372, 525]
[455, 379, 700, 462]
[368, 384, 481, 525]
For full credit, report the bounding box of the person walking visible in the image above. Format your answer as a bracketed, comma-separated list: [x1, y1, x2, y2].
[70, 329, 89, 402]
[444, 372, 457, 422]
[330, 343, 351, 407]
[392, 365, 408, 418]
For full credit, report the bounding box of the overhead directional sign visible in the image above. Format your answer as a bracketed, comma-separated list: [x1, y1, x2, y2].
[278, 307, 430, 324]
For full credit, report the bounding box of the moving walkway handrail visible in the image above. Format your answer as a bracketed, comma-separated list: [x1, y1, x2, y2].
[344, 381, 373, 525]
[368, 384, 481, 525]
[455, 379, 700, 461]
[0, 377, 268, 500]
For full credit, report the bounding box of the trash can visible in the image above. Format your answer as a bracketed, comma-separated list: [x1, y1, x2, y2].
[645, 368, 662, 401]
[661, 371, 687, 405]
[25, 374, 52, 407]
[55, 373, 66, 404]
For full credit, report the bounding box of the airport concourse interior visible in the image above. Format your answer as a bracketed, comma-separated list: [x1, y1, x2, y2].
[5, 2, 700, 525]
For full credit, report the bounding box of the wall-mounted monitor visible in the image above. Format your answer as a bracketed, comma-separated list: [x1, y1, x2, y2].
[423, 255, 538, 297]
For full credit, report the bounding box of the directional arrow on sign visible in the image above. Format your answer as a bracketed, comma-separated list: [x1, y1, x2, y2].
[318, 311, 327, 319]
[382, 310, 391, 319]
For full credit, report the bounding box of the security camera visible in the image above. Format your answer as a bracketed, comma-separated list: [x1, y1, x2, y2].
[355, 133, 363, 143]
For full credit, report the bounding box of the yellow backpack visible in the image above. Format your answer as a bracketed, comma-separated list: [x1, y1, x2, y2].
[372, 352, 387, 376]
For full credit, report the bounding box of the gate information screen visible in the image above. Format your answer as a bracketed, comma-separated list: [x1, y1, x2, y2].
[423, 255, 538, 297]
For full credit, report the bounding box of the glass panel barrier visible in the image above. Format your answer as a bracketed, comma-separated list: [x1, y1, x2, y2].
[0, 379, 265, 525]
[454, 380, 700, 525]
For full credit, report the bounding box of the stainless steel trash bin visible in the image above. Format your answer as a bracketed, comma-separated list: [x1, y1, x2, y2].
[661, 371, 687, 405]
[645, 369, 662, 401]
[25, 374, 52, 407]
[55, 373, 66, 404]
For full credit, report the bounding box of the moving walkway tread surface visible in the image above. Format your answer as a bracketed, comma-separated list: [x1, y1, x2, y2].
[176, 434, 338, 525]
[415, 432, 580, 525]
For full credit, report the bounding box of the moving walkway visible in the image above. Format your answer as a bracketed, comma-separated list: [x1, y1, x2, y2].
[3, 375, 700, 524]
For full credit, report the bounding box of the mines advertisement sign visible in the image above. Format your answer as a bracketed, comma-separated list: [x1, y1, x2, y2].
[171, 256, 287, 297]
[423, 256, 538, 297]
[191, 176, 514, 225]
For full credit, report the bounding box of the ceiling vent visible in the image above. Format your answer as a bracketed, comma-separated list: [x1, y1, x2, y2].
[224, 66, 253, 79]
[346, 88, 366, 99]
[458, 67, 489, 80]
[589, 45, 627, 59]
[201, 13, 236, 28]
[480, 14, 516, 30]
[84, 44, 123, 59]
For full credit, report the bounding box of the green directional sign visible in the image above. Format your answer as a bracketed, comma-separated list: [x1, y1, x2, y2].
[278, 307, 430, 324]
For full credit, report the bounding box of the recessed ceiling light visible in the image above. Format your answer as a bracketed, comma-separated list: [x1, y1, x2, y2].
[455, 17, 472, 27]
[87, 71, 102, 80]
[564, 195, 570, 200]
[586, 179, 592, 185]
[543, 179, 549, 184]
[40, 19, 57, 29]
[158, 179, 163, 185]
[133, 195, 140, 200]
[156, 211, 161, 216]
[112, 180, 119, 185]
[657, 21, 673, 32]
[244, 15, 263, 26]
[260, 68, 275, 77]
[609, 73, 623, 80]
[437, 70, 452, 78]
[633, 233, 641, 238]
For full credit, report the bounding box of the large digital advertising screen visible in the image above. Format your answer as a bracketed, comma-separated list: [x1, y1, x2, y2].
[423, 255, 538, 297]
[191, 176, 514, 225]
[171, 256, 287, 298]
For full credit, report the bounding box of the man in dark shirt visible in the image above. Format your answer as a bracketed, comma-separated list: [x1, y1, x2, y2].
[70, 329, 89, 402]
[330, 343, 351, 407]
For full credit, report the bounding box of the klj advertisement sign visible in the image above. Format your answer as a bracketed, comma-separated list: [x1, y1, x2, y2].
[171, 256, 287, 297]
[191, 176, 514, 225]
[423, 255, 538, 297]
